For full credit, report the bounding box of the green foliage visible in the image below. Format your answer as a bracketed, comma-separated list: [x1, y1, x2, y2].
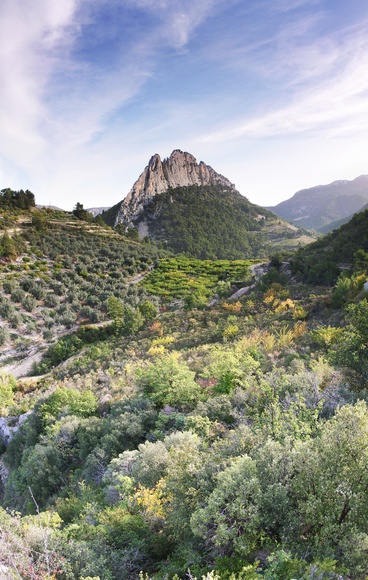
[263, 551, 342, 579]
[0, 326, 9, 345]
[134, 184, 301, 259]
[123, 305, 144, 336]
[184, 289, 209, 310]
[143, 256, 252, 299]
[201, 346, 259, 394]
[31, 209, 49, 232]
[39, 387, 97, 421]
[33, 334, 84, 373]
[94, 214, 105, 227]
[1, 214, 165, 354]
[0, 231, 25, 259]
[10, 442, 65, 508]
[0, 372, 16, 412]
[191, 454, 261, 557]
[354, 248, 368, 272]
[257, 266, 288, 290]
[223, 324, 239, 340]
[291, 402, 368, 558]
[107, 296, 125, 334]
[3, 210, 368, 579]
[73, 202, 93, 221]
[331, 275, 352, 307]
[0, 187, 35, 210]
[138, 299, 158, 322]
[137, 354, 202, 409]
[291, 208, 368, 285]
[333, 298, 368, 384]
[125, 226, 140, 241]
[214, 280, 232, 298]
[107, 297, 144, 335]
[100, 200, 123, 227]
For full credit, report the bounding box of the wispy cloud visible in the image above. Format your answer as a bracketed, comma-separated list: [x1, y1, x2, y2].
[0, 0, 81, 170]
[0, 0, 232, 205]
[202, 20, 368, 142]
[0, 0, 223, 169]
[124, 0, 221, 49]
[271, 0, 322, 12]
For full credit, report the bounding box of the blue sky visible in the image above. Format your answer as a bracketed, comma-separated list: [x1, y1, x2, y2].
[1, 0, 368, 210]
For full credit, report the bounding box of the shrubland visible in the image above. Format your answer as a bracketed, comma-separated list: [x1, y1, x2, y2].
[1, 204, 368, 579]
[0, 210, 166, 359]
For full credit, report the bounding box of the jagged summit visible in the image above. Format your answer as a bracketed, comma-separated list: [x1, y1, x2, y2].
[102, 148, 311, 259]
[115, 150, 236, 226]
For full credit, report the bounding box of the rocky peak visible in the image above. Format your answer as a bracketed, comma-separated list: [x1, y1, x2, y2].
[115, 150, 236, 226]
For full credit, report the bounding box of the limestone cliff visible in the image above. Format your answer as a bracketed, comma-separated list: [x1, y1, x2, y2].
[115, 150, 236, 226]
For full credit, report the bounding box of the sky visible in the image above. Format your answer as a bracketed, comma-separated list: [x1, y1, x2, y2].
[1, 0, 368, 210]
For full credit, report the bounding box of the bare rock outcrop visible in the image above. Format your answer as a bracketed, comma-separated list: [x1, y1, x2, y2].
[115, 150, 236, 226]
[0, 412, 31, 447]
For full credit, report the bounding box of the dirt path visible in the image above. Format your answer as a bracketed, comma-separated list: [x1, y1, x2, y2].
[250, 261, 269, 280]
[127, 270, 151, 285]
[0, 343, 46, 378]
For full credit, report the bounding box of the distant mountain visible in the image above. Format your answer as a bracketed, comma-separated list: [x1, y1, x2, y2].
[102, 149, 312, 260]
[291, 207, 368, 285]
[319, 203, 368, 234]
[36, 204, 65, 211]
[269, 175, 368, 231]
[86, 207, 110, 217]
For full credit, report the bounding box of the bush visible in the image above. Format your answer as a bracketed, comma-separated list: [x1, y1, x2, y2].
[137, 354, 202, 409]
[0, 373, 16, 413]
[40, 387, 98, 421]
[0, 327, 9, 346]
[10, 288, 26, 303]
[2, 280, 16, 294]
[44, 293, 59, 307]
[0, 302, 15, 320]
[138, 300, 158, 322]
[22, 295, 37, 312]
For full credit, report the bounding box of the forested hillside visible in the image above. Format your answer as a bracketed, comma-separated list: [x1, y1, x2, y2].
[1, 205, 368, 579]
[126, 184, 311, 260]
[291, 208, 368, 284]
[101, 201, 123, 227]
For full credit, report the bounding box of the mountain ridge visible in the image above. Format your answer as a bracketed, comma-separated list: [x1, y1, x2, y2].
[269, 174, 368, 230]
[319, 202, 368, 234]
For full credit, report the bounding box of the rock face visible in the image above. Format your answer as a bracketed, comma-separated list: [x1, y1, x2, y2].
[0, 412, 31, 447]
[115, 150, 236, 226]
[86, 207, 110, 217]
